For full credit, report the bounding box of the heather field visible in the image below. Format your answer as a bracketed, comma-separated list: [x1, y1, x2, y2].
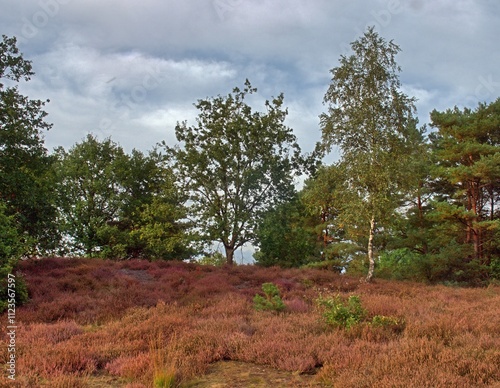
[1, 258, 499, 387]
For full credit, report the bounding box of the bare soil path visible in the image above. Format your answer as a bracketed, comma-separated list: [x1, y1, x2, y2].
[184, 361, 323, 387]
[85, 361, 323, 387]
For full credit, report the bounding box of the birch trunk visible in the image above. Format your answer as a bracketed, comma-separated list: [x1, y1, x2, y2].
[366, 215, 376, 282]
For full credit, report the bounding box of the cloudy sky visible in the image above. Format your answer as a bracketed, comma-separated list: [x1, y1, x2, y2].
[2, 0, 500, 158]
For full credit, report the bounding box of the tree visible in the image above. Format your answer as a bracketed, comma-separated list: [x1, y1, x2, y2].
[0, 35, 58, 254]
[55, 135, 191, 259]
[428, 99, 500, 281]
[318, 27, 420, 281]
[253, 194, 318, 268]
[54, 135, 128, 256]
[128, 175, 193, 261]
[114, 148, 192, 260]
[301, 163, 361, 272]
[167, 80, 302, 264]
[301, 164, 344, 249]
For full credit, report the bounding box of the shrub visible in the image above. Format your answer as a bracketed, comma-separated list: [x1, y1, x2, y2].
[488, 257, 500, 280]
[317, 295, 366, 329]
[371, 315, 403, 327]
[0, 203, 29, 313]
[253, 283, 285, 312]
[376, 248, 427, 281]
[370, 314, 406, 334]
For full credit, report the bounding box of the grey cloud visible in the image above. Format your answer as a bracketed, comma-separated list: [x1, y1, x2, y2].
[0, 0, 499, 155]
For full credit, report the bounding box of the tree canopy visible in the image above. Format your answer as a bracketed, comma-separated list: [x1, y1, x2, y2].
[426, 99, 500, 281]
[318, 27, 421, 281]
[54, 135, 191, 259]
[0, 32, 498, 287]
[167, 80, 303, 264]
[0, 35, 58, 253]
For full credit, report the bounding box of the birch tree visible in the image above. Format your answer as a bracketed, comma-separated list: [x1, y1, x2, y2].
[318, 27, 420, 281]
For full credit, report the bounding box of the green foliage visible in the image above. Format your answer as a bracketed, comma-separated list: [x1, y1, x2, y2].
[1, 34, 497, 287]
[130, 196, 193, 261]
[253, 195, 318, 268]
[425, 99, 500, 283]
[302, 259, 344, 272]
[0, 204, 23, 260]
[198, 252, 226, 266]
[317, 27, 421, 281]
[386, 99, 500, 285]
[489, 257, 500, 280]
[317, 295, 366, 329]
[0, 35, 59, 254]
[301, 165, 344, 239]
[370, 315, 406, 333]
[95, 224, 128, 259]
[0, 203, 29, 312]
[54, 135, 128, 256]
[370, 314, 403, 326]
[376, 248, 428, 281]
[166, 80, 303, 265]
[253, 282, 286, 312]
[54, 136, 192, 260]
[317, 294, 405, 333]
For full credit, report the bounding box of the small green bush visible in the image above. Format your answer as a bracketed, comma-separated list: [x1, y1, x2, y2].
[488, 257, 500, 280]
[0, 204, 29, 313]
[371, 314, 405, 329]
[0, 265, 29, 313]
[253, 282, 286, 312]
[317, 295, 366, 329]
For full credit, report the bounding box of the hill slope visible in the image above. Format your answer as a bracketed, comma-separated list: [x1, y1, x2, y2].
[1, 257, 499, 387]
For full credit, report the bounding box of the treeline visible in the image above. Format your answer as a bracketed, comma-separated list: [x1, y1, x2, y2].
[255, 29, 500, 286]
[1, 27, 499, 310]
[256, 99, 500, 285]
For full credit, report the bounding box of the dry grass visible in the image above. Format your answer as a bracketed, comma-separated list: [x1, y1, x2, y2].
[0, 257, 499, 387]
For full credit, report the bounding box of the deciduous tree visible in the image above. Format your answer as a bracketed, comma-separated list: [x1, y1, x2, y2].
[0, 35, 58, 253]
[167, 80, 302, 264]
[253, 194, 317, 268]
[318, 27, 420, 281]
[55, 135, 191, 259]
[54, 135, 127, 256]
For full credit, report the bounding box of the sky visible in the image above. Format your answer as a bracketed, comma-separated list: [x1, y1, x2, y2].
[2, 0, 500, 159]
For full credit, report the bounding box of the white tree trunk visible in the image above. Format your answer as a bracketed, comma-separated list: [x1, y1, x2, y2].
[366, 215, 376, 282]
